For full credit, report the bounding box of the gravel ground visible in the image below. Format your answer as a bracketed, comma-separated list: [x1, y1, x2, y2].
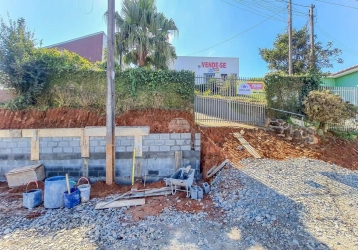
[1, 158, 358, 249]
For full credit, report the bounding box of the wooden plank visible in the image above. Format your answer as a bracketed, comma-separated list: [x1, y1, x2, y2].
[233, 133, 261, 159]
[175, 151, 183, 171]
[30, 130, 39, 161]
[207, 159, 230, 178]
[80, 128, 90, 157]
[0, 130, 22, 138]
[134, 135, 143, 157]
[85, 126, 150, 137]
[95, 198, 145, 209]
[22, 128, 81, 137]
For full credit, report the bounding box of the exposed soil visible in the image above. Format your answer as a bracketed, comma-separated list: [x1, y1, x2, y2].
[0, 108, 196, 133]
[199, 126, 358, 179]
[0, 107, 357, 222]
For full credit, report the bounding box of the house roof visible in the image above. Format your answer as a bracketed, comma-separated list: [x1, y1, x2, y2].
[44, 31, 106, 48]
[331, 64, 358, 78]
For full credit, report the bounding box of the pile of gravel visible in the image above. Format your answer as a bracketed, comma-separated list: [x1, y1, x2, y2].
[1, 157, 357, 249]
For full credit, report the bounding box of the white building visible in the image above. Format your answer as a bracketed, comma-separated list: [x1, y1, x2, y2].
[171, 56, 239, 79]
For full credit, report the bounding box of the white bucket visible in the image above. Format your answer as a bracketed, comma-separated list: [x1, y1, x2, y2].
[77, 177, 91, 203]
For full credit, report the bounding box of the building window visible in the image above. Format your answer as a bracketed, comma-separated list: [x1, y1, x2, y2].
[221, 74, 227, 80]
[204, 73, 215, 83]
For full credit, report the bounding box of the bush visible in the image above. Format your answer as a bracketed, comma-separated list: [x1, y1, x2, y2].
[303, 90, 357, 132]
[264, 73, 321, 118]
[47, 68, 195, 113]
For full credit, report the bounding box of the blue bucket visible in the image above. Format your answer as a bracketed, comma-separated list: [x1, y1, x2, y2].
[44, 176, 74, 208]
[23, 181, 42, 209]
[63, 188, 80, 209]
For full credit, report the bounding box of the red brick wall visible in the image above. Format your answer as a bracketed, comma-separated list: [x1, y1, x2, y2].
[49, 33, 104, 62]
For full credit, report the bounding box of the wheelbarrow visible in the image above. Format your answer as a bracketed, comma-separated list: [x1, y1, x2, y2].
[165, 166, 195, 197]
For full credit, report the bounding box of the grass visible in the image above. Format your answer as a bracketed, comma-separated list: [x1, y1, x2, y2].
[331, 130, 358, 141]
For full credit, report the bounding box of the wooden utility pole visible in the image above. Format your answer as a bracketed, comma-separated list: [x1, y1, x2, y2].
[309, 4, 315, 68]
[106, 0, 115, 185]
[288, 0, 293, 75]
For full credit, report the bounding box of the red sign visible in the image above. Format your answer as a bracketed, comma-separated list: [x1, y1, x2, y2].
[248, 82, 264, 90]
[201, 62, 227, 68]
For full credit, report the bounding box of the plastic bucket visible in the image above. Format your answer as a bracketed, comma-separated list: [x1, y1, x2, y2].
[23, 181, 43, 209]
[63, 188, 80, 209]
[77, 177, 91, 203]
[44, 176, 74, 208]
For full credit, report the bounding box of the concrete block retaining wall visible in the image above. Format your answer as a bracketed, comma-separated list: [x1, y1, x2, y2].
[0, 133, 201, 184]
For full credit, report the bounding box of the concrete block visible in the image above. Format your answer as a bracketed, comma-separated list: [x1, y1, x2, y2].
[148, 134, 160, 140]
[143, 140, 154, 146]
[159, 146, 170, 152]
[95, 147, 105, 153]
[99, 140, 106, 146]
[150, 146, 159, 152]
[170, 133, 181, 139]
[41, 148, 52, 154]
[155, 140, 164, 145]
[23, 148, 30, 154]
[116, 146, 126, 152]
[126, 146, 134, 152]
[90, 147, 95, 152]
[90, 140, 98, 147]
[142, 146, 149, 152]
[195, 140, 201, 146]
[17, 142, 29, 148]
[63, 147, 73, 153]
[171, 146, 180, 151]
[52, 137, 62, 141]
[195, 146, 201, 151]
[12, 148, 22, 154]
[70, 141, 80, 147]
[58, 141, 69, 147]
[165, 140, 175, 146]
[181, 133, 191, 139]
[181, 145, 191, 151]
[6, 142, 17, 148]
[0, 148, 11, 154]
[39, 141, 48, 148]
[160, 134, 170, 139]
[0, 142, 6, 148]
[48, 142, 57, 147]
[176, 140, 185, 145]
[121, 140, 131, 146]
[195, 133, 201, 140]
[73, 147, 81, 153]
[53, 148, 62, 153]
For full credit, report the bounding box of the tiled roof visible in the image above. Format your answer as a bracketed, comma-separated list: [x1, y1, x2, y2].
[332, 64, 358, 76]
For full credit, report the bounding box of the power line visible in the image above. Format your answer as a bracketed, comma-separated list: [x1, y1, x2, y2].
[274, 0, 310, 7]
[316, 25, 358, 57]
[186, 9, 285, 56]
[221, 0, 286, 22]
[315, 0, 358, 10]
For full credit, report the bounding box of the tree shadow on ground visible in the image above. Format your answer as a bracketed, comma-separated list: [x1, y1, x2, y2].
[320, 171, 358, 189]
[159, 170, 331, 250]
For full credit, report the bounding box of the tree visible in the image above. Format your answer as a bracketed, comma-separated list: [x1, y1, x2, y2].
[303, 90, 357, 132]
[259, 26, 343, 74]
[112, 0, 178, 70]
[0, 15, 94, 108]
[0, 15, 37, 88]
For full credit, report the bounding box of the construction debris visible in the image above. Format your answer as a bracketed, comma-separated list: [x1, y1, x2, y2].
[233, 132, 261, 159]
[96, 187, 171, 209]
[206, 159, 231, 178]
[95, 198, 145, 209]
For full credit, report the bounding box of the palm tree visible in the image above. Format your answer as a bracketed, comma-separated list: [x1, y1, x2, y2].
[112, 0, 178, 69]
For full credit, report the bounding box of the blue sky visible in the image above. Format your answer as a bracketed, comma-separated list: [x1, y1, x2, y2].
[1, 0, 357, 76]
